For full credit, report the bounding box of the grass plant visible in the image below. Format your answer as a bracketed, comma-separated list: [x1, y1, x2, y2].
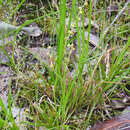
[0, 0, 129, 129]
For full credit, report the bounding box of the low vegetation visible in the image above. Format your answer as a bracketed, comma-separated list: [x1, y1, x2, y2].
[0, 0, 129, 129]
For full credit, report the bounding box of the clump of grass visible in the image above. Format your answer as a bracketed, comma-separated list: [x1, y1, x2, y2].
[0, 0, 129, 129]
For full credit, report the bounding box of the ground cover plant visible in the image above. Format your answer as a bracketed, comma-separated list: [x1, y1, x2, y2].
[0, 0, 130, 129]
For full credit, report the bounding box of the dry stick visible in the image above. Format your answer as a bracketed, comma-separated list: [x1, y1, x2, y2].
[103, 0, 130, 39]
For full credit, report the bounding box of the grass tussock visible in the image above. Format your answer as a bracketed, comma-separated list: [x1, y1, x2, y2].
[0, 0, 129, 129]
